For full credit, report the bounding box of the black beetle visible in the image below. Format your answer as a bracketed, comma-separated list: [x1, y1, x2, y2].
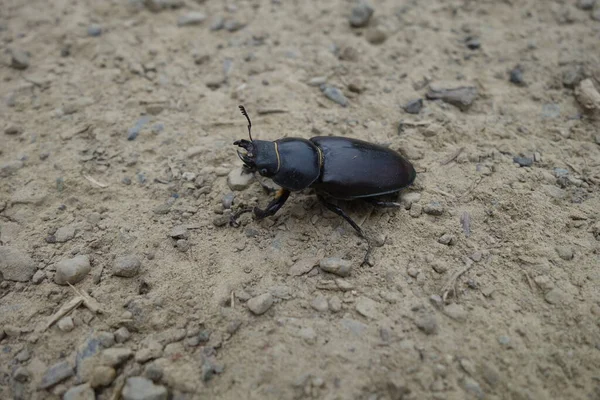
[230, 106, 416, 264]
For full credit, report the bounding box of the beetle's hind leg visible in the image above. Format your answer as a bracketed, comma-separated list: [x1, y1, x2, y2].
[317, 195, 373, 267]
[230, 189, 290, 227]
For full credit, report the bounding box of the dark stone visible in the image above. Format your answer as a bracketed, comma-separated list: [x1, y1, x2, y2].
[403, 99, 423, 114]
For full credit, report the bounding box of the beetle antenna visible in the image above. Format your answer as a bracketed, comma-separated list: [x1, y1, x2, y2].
[239, 105, 253, 141]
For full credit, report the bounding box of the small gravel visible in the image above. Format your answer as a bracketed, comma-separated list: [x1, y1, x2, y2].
[321, 85, 349, 107]
[555, 246, 574, 260]
[115, 327, 131, 343]
[311, 295, 329, 312]
[40, 360, 74, 389]
[349, 3, 374, 27]
[355, 296, 381, 319]
[423, 202, 444, 216]
[54, 255, 91, 285]
[63, 384, 95, 400]
[227, 167, 254, 191]
[10, 48, 29, 70]
[513, 156, 533, 167]
[90, 366, 116, 388]
[122, 377, 168, 400]
[426, 85, 477, 111]
[177, 12, 206, 26]
[113, 255, 141, 278]
[58, 316, 75, 332]
[510, 66, 526, 86]
[403, 99, 423, 114]
[319, 258, 352, 277]
[247, 293, 274, 315]
[87, 24, 102, 37]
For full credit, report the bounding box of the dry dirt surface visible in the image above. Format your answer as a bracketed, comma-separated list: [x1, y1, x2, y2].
[1, 0, 600, 399]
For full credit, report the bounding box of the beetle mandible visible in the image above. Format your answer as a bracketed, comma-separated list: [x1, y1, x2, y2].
[230, 105, 416, 265]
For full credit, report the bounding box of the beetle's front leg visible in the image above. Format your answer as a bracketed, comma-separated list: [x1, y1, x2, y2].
[230, 189, 290, 227]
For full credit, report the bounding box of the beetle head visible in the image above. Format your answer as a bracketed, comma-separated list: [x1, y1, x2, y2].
[234, 139, 279, 177]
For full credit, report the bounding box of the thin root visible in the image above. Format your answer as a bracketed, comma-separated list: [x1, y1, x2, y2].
[441, 261, 474, 302]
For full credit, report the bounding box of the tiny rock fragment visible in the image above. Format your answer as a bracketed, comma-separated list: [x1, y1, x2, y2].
[169, 225, 189, 240]
[288, 257, 319, 276]
[555, 246, 574, 261]
[0, 247, 37, 282]
[319, 258, 352, 277]
[403, 99, 423, 114]
[414, 311, 438, 335]
[122, 377, 168, 400]
[115, 327, 131, 343]
[423, 202, 444, 216]
[227, 167, 254, 191]
[90, 366, 116, 388]
[113, 255, 141, 278]
[247, 293, 273, 315]
[544, 288, 567, 305]
[58, 316, 75, 332]
[177, 12, 206, 26]
[40, 361, 74, 389]
[438, 233, 456, 246]
[10, 48, 30, 70]
[575, 79, 600, 114]
[513, 156, 533, 167]
[426, 85, 477, 111]
[311, 296, 329, 312]
[329, 296, 342, 312]
[63, 384, 95, 400]
[509, 66, 525, 86]
[349, 3, 374, 27]
[355, 296, 381, 319]
[321, 85, 349, 107]
[54, 255, 91, 285]
[443, 303, 467, 322]
[4, 125, 22, 135]
[365, 27, 387, 44]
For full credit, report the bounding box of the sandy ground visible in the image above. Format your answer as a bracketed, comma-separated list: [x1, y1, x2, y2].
[1, 0, 600, 399]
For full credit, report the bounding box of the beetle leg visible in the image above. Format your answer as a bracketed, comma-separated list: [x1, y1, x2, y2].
[365, 199, 402, 208]
[317, 195, 373, 266]
[230, 189, 291, 227]
[253, 189, 290, 220]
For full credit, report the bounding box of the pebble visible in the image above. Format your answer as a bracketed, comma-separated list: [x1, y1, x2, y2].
[575, 79, 600, 113]
[15, 348, 30, 362]
[349, 3, 374, 27]
[4, 125, 22, 135]
[462, 377, 484, 399]
[177, 12, 206, 26]
[513, 156, 533, 167]
[227, 167, 254, 191]
[465, 37, 481, 50]
[135, 341, 163, 363]
[58, 317, 75, 332]
[222, 193, 235, 209]
[96, 331, 115, 348]
[113, 255, 141, 278]
[90, 366, 116, 388]
[365, 27, 387, 44]
[321, 85, 348, 107]
[127, 117, 150, 141]
[319, 258, 352, 277]
[122, 377, 168, 400]
[288, 257, 318, 276]
[544, 288, 567, 305]
[169, 225, 188, 240]
[144, 363, 163, 382]
[329, 296, 342, 312]
[577, 0, 596, 10]
[99, 348, 133, 367]
[247, 293, 273, 315]
[555, 246, 574, 260]
[181, 172, 196, 181]
[414, 311, 438, 335]
[509, 66, 525, 86]
[87, 24, 102, 37]
[443, 303, 467, 322]
[40, 361, 74, 389]
[409, 204, 422, 218]
[311, 296, 329, 312]
[212, 215, 229, 227]
[335, 279, 354, 291]
[115, 327, 131, 343]
[308, 76, 327, 86]
[10, 48, 29, 70]
[437, 233, 455, 246]
[562, 65, 584, 88]
[224, 19, 245, 32]
[355, 296, 381, 319]
[13, 366, 29, 382]
[426, 85, 477, 111]
[423, 202, 444, 216]
[0, 247, 37, 282]
[176, 239, 189, 252]
[407, 266, 419, 278]
[63, 384, 95, 400]
[54, 255, 91, 285]
[403, 99, 423, 114]
[533, 275, 554, 291]
[55, 225, 76, 242]
[1, 160, 24, 177]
